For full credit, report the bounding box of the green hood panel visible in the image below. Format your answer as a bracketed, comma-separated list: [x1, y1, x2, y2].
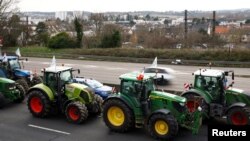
[150, 91, 186, 103]
[0, 77, 15, 83]
[31, 83, 54, 101]
[226, 88, 245, 94]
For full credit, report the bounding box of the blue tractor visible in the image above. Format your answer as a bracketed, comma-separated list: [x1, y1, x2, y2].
[0, 56, 43, 93]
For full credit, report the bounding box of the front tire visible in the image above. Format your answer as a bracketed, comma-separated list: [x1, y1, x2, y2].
[90, 95, 104, 115]
[227, 107, 250, 125]
[13, 84, 25, 103]
[0, 93, 5, 108]
[103, 99, 134, 132]
[65, 101, 88, 124]
[27, 90, 51, 118]
[16, 79, 29, 93]
[148, 113, 178, 140]
[31, 76, 43, 86]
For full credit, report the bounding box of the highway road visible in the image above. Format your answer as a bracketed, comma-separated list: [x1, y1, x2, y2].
[0, 101, 209, 141]
[24, 57, 250, 91]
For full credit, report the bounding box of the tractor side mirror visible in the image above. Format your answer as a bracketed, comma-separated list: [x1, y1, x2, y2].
[232, 72, 234, 80]
[224, 71, 229, 76]
[78, 69, 80, 74]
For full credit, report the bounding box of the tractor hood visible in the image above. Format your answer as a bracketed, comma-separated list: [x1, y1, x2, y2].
[226, 87, 250, 97]
[150, 91, 186, 103]
[14, 69, 31, 77]
[0, 77, 15, 84]
[66, 83, 88, 91]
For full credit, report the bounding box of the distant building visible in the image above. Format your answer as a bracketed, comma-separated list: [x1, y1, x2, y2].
[73, 11, 83, 18]
[215, 25, 230, 34]
[55, 11, 67, 20]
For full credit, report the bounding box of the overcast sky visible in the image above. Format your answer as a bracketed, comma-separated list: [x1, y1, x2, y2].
[19, 0, 250, 12]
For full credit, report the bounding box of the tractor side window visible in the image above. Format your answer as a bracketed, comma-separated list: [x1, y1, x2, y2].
[46, 73, 58, 91]
[196, 76, 207, 89]
[9, 59, 20, 70]
[121, 80, 135, 95]
[60, 71, 72, 83]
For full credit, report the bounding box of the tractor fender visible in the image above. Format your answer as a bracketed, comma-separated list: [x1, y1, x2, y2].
[104, 96, 133, 110]
[146, 109, 171, 124]
[27, 83, 54, 101]
[181, 89, 213, 104]
[225, 102, 246, 114]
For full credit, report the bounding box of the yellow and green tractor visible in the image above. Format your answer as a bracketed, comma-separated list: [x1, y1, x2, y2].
[26, 66, 103, 124]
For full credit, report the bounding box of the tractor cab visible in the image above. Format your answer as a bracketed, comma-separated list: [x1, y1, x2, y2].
[43, 66, 79, 93]
[119, 72, 155, 100]
[193, 69, 234, 103]
[0, 56, 29, 78]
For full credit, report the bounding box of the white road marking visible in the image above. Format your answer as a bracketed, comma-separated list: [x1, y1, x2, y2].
[28, 124, 70, 135]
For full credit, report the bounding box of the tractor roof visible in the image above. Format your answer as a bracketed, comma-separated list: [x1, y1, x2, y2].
[194, 69, 224, 77]
[44, 66, 72, 73]
[119, 72, 154, 81]
[0, 56, 18, 61]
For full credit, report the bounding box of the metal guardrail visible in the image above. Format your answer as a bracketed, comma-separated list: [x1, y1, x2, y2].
[10, 51, 250, 68]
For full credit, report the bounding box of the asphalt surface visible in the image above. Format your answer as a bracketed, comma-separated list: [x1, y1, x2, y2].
[23, 57, 250, 91]
[1, 57, 242, 141]
[0, 99, 208, 141]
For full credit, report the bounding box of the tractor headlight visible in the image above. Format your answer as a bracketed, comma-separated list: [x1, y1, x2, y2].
[8, 84, 16, 90]
[179, 102, 185, 106]
[198, 106, 202, 111]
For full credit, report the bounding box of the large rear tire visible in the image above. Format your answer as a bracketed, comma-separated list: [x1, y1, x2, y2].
[148, 113, 179, 140]
[103, 99, 134, 132]
[227, 107, 250, 125]
[16, 79, 29, 94]
[27, 90, 51, 118]
[65, 101, 88, 124]
[13, 84, 25, 103]
[183, 93, 209, 118]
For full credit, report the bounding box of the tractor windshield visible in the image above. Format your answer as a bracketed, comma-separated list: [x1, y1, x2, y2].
[195, 75, 220, 94]
[9, 59, 21, 70]
[60, 70, 73, 83]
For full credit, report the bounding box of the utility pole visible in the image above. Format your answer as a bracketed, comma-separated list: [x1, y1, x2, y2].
[212, 11, 216, 36]
[184, 10, 188, 47]
[25, 16, 29, 46]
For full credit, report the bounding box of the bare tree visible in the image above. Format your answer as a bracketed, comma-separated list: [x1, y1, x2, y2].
[0, 0, 19, 18]
[90, 13, 104, 34]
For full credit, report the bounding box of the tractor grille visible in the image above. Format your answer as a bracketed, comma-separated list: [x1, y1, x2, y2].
[8, 83, 16, 90]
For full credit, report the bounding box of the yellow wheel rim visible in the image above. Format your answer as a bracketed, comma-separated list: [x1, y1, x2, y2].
[154, 120, 169, 135]
[107, 106, 125, 126]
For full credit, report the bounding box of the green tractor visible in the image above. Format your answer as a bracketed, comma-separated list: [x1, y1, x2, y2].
[182, 69, 250, 125]
[26, 66, 103, 124]
[0, 77, 25, 108]
[102, 72, 202, 140]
